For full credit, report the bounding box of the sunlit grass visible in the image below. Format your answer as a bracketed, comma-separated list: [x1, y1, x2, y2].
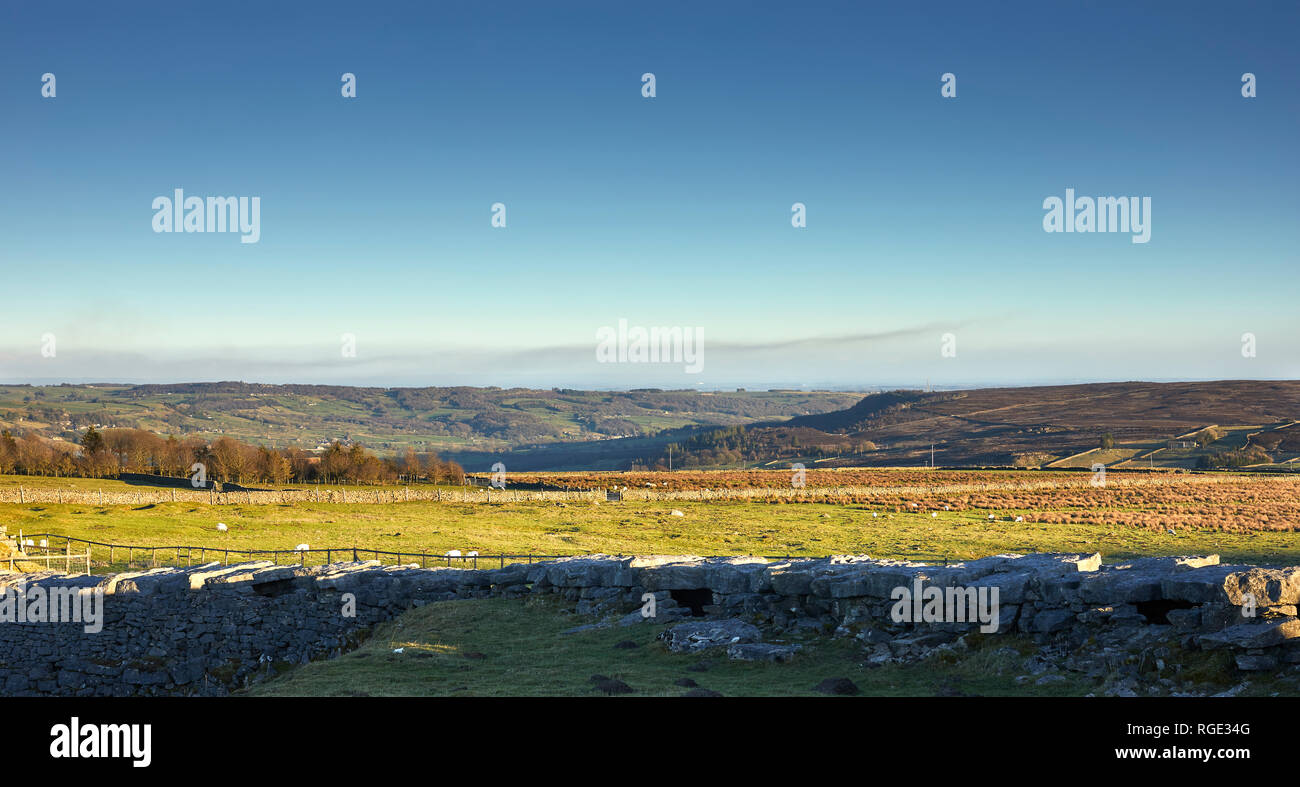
[3, 494, 1298, 571]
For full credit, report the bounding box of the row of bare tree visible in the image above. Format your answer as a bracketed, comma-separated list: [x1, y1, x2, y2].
[0, 427, 464, 486]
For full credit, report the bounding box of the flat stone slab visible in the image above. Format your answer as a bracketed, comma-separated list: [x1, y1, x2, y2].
[1163, 566, 1300, 605]
[202, 564, 299, 588]
[189, 561, 274, 589]
[1199, 619, 1300, 650]
[99, 566, 194, 595]
[658, 618, 761, 653]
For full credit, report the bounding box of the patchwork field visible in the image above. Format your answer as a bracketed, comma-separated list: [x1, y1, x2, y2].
[3, 469, 1299, 571]
[5, 468, 1300, 700]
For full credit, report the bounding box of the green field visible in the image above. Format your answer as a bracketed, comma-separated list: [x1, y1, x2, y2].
[5, 470, 1299, 698]
[246, 594, 1297, 698]
[248, 595, 1097, 697]
[3, 481, 1300, 570]
[1048, 446, 1146, 468]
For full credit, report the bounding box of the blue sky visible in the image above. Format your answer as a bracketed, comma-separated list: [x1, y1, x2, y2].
[0, 0, 1296, 389]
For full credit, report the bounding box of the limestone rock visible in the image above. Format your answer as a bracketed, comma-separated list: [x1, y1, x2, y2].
[658, 618, 761, 653]
[727, 643, 798, 662]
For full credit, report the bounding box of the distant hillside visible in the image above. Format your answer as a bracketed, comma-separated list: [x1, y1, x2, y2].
[0, 383, 862, 455]
[776, 380, 1300, 467]
[8, 380, 1298, 472]
[446, 380, 1300, 471]
[777, 389, 953, 433]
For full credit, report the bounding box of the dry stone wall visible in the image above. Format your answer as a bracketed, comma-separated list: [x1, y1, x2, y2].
[1, 551, 1297, 696]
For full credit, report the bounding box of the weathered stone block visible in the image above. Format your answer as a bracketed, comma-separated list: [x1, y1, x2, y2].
[658, 618, 761, 653]
[1199, 619, 1300, 650]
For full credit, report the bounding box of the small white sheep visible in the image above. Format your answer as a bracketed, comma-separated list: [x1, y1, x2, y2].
[445, 549, 462, 557]
[216, 522, 228, 532]
[295, 543, 310, 552]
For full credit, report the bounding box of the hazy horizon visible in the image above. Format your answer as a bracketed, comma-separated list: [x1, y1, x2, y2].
[2, 375, 1297, 393]
[2, 1, 1297, 387]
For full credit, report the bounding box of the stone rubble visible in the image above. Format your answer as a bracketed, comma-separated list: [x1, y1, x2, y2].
[1, 550, 1297, 696]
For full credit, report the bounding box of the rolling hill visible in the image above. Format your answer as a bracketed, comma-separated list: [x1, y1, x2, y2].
[5, 380, 1299, 472]
[0, 383, 861, 456]
[446, 380, 1300, 470]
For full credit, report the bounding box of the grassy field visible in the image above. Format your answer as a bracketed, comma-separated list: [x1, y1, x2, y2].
[247, 595, 1089, 697]
[5, 469, 1298, 698]
[3, 472, 1300, 569]
[1048, 446, 1146, 468]
[247, 594, 1294, 698]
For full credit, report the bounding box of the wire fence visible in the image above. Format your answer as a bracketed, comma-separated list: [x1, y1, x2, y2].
[8, 531, 580, 573]
[2, 530, 957, 576]
[2, 542, 92, 574]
